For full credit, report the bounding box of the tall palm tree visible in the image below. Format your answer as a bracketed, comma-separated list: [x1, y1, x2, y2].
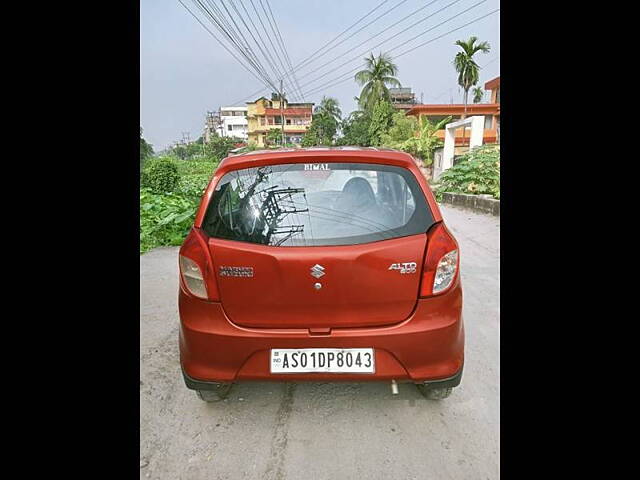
[355, 53, 401, 112]
[472, 87, 484, 104]
[314, 96, 342, 122]
[453, 36, 491, 117]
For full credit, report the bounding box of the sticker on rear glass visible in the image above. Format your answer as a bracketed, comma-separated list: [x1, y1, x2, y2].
[304, 163, 329, 171]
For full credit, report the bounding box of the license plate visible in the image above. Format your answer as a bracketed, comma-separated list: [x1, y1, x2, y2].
[270, 348, 375, 374]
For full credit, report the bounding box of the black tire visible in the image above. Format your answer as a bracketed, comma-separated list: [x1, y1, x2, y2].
[195, 384, 232, 402]
[416, 384, 453, 400]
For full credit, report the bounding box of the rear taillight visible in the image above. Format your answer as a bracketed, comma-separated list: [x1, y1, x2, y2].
[419, 222, 460, 297]
[179, 256, 207, 299]
[179, 229, 219, 301]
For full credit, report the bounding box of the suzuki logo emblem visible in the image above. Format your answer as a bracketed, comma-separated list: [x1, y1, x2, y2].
[310, 264, 325, 278]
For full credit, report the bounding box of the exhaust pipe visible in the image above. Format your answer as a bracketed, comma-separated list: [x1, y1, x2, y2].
[391, 379, 399, 395]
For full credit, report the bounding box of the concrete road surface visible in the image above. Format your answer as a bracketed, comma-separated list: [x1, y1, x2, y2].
[140, 204, 500, 480]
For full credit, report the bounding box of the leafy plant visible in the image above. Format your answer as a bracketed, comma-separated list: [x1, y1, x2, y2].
[367, 99, 395, 146]
[140, 127, 154, 169]
[401, 116, 450, 166]
[381, 114, 450, 166]
[380, 111, 418, 144]
[435, 144, 500, 200]
[175, 158, 219, 176]
[140, 189, 200, 253]
[266, 129, 282, 146]
[336, 110, 372, 146]
[472, 87, 484, 104]
[301, 128, 319, 147]
[304, 96, 342, 146]
[177, 173, 213, 198]
[141, 157, 180, 193]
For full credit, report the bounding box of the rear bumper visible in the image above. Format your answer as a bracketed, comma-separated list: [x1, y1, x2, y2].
[182, 363, 464, 390]
[179, 281, 464, 385]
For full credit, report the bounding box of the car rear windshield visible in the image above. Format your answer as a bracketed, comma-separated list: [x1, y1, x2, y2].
[201, 162, 434, 246]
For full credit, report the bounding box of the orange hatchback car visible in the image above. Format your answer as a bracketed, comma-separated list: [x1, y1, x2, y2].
[178, 148, 463, 401]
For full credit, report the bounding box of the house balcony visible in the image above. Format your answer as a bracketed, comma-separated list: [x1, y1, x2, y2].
[434, 127, 498, 145]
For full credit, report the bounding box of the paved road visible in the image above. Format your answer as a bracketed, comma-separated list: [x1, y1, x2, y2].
[140, 204, 500, 480]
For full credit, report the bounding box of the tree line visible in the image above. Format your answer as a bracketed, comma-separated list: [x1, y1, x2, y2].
[298, 36, 491, 167]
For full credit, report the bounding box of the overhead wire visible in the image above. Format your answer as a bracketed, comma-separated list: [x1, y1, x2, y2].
[236, 0, 300, 100]
[297, 0, 482, 91]
[191, 0, 280, 91]
[227, 0, 396, 105]
[296, 0, 455, 82]
[293, 0, 409, 74]
[177, 0, 278, 93]
[301, 8, 500, 98]
[263, 0, 305, 101]
[247, 0, 301, 100]
[226, 0, 295, 98]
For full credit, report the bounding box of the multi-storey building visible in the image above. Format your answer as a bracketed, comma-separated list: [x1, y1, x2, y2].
[216, 107, 248, 141]
[406, 76, 501, 148]
[203, 107, 248, 142]
[246, 94, 314, 147]
[389, 87, 417, 111]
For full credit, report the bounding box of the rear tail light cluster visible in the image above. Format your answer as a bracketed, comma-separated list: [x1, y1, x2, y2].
[420, 222, 460, 297]
[179, 229, 219, 301]
[179, 256, 208, 299]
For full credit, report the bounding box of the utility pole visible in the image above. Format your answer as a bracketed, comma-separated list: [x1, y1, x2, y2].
[219, 106, 223, 138]
[280, 79, 285, 147]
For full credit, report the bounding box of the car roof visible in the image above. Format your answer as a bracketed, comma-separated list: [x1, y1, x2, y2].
[220, 146, 417, 168]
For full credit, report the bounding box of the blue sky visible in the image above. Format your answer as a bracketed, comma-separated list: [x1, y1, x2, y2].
[140, 0, 500, 150]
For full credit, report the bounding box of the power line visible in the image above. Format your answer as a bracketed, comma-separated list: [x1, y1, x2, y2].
[225, 0, 298, 99]
[190, 0, 280, 91]
[247, 0, 300, 100]
[263, 0, 305, 101]
[215, 0, 275, 83]
[294, 0, 410, 75]
[297, 0, 453, 82]
[301, 8, 500, 98]
[235, 0, 300, 101]
[186, 0, 306, 102]
[299, 0, 488, 94]
[177, 0, 278, 93]
[228, 0, 394, 104]
[428, 55, 499, 103]
[256, 0, 304, 101]
[197, 0, 273, 83]
[222, 0, 292, 99]
[292, 0, 391, 73]
[297, 0, 477, 90]
[482, 56, 499, 68]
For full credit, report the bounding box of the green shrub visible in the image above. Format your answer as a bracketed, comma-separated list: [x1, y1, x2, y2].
[175, 158, 219, 176]
[141, 157, 180, 193]
[139, 158, 220, 253]
[177, 173, 213, 198]
[140, 188, 200, 253]
[435, 144, 500, 200]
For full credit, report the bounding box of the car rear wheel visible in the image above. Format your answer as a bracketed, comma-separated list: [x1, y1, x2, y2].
[416, 385, 453, 400]
[195, 384, 232, 402]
